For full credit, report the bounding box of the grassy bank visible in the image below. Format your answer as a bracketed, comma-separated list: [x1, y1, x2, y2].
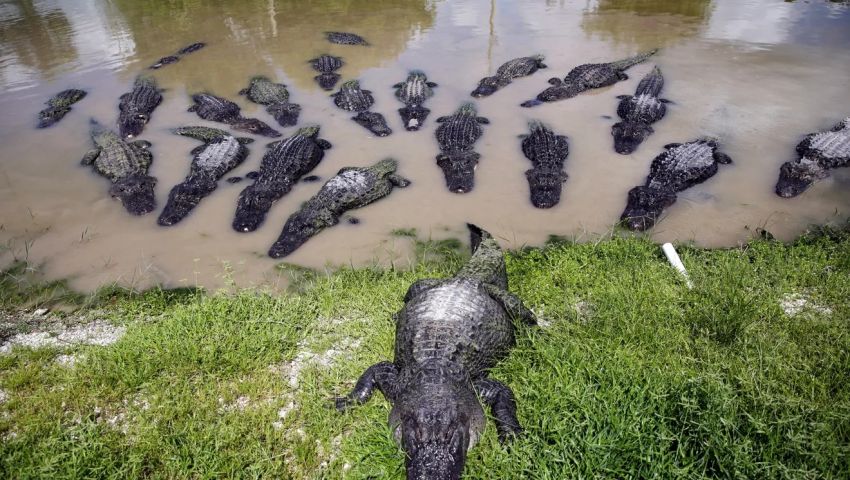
[1, 228, 848, 479]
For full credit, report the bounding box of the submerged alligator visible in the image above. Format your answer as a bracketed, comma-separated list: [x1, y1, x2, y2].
[521, 49, 658, 108]
[775, 117, 850, 198]
[471, 55, 547, 98]
[149, 42, 206, 69]
[435, 103, 490, 193]
[239, 76, 301, 127]
[325, 31, 369, 46]
[118, 76, 163, 139]
[232, 126, 331, 232]
[268, 158, 410, 257]
[394, 71, 438, 131]
[158, 126, 253, 226]
[520, 121, 569, 208]
[188, 93, 281, 137]
[621, 139, 732, 231]
[611, 66, 670, 155]
[309, 54, 344, 91]
[335, 223, 535, 480]
[80, 119, 157, 216]
[37, 89, 87, 128]
[331, 80, 392, 136]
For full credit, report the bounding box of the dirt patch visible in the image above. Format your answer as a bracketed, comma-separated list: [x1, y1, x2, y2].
[0, 320, 125, 354]
[780, 293, 833, 317]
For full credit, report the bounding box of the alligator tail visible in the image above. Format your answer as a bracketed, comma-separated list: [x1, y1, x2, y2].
[610, 48, 659, 71]
[460, 224, 508, 288]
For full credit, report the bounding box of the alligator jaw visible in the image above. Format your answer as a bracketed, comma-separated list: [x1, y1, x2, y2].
[109, 174, 157, 216]
[437, 152, 479, 194]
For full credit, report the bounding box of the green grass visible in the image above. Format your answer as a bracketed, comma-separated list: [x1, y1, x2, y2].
[1, 227, 849, 479]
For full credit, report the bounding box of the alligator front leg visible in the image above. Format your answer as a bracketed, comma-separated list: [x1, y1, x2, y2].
[474, 378, 522, 442]
[389, 174, 411, 188]
[482, 283, 537, 326]
[335, 361, 399, 411]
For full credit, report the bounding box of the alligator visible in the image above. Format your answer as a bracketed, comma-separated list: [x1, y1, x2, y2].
[80, 119, 157, 216]
[118, 76, 163, 139]
[188, 93, 281, 137]
[232, 125, 331, 232]
[335, 223, 535, 480]
[352, 111, 393, 137]
[325, 31, 369, 46]
[37, 89, 87, 128]
[520, 121, 569, 208]
[158, 126, 253, 226]
[775, 117, 850, 198]
[521, 49, 658, 108]
[310, 54, 344, 90]
[238, 76, 301, 127]
[471, 55, 547, 98]
[150, 42, 206, 69]
[268, 158, 410, 257]
[331, 80, 374, 112]
[434, 103, 490, 193]
[394, 71, 438, 131]
[611, 66, 670, 155]
[621, 139, 732, 231]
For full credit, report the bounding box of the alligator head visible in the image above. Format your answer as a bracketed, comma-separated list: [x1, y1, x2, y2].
[611, 121, 654, 155]
[119, 110, 151, 139]
[314, 72, 341, 91]
[526, 168, 567, 209]
[620, 186, 676, 231]
[229, 117, 281, 137]
[399, 105, 431, 131]
[109, 173, 157, 215]
[233, 185, 277, 232]
[267, 209, 323, 258]
[37, 106, 71, 128]
[521, 81, 581, 107]
[266, 102, 301, 128]
[775, 158, 825, 198]
[352, 111, 392, 137]
[157, 178, 217, 226]
[437, 152, 479, 194]
[470, 76, 502, 97]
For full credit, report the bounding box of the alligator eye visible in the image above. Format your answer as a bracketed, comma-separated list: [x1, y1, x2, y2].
[249, 125, 258, 131]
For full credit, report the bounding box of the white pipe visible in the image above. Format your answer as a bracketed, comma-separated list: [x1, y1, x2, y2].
[662, 242, 693, 289]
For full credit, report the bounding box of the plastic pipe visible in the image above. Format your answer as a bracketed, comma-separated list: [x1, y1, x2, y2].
[662, 242, 693, 289]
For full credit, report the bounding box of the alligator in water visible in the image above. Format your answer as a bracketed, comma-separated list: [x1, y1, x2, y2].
[310, 54, 344, 90]
[471, 55, 547, 98]
[621, 139, 732, 231]
[325, 31, 369, 45]
[520, 121, 569, 208]
[335, 223, 535, 480]
[80, 119, 157, 216]
[118, 76, 163, 139]
[521, 49, 658, 108]
[188, 93, 281, 137]
[394, 71, 438, 131]
[150, 42, 206, 69]
[239, 76, 301, 127]
[232, 125, 332, 232]
[775, 117, 850, 198]
[158, 126, 253, 226]
[37, 89, 87, 128]
[331, 80, 392, 136]
[611, 66, 670, 155]
[268, 158, 410, 257]
[435, 103, 490, 193]
[352, 111, 393, 137]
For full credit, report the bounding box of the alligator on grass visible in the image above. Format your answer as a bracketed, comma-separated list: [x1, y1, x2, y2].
[158, 126, 253, 226]
[118, 76, 163, 139]
[335, 223, 535, 480]
[471, 55, 547, 98]
[37, 89, 87, 128]
[149, 42, 206, 69]
[621, 139, 732, 231]
[521, 49, 658, 108]
[394, 70, 438, 131]
[268, 158, 410, 257]
[611, 66, 670, 155]
[309, 54, 344, 91]
[331, 80, 392, 136]
[775, 116, 850, 198]
[232, 125, 331, 232]
[520, 121, 569, 208]
[80, 119, 157, 215]
[325, 31, 369, 46]
[239, 76, 301, 127]
[188, 93, 281, 137]
[435, 103, 490, 193]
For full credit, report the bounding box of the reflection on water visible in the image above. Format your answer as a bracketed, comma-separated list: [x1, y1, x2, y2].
[582, 0, 712, 48]
[0, 0, 77, 86]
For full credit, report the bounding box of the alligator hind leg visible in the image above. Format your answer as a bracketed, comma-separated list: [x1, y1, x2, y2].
[335, 361, 399, 411]
[474, 378, 523, 442]
[482, 283, 536, 326]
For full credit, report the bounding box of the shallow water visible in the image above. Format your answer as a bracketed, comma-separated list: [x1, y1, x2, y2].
[1, 0, 849, 291]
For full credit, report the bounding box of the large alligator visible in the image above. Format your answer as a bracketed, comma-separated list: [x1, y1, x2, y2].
[239, 76, 301, 127]
[325, 31, 369, 45]
[471, 55, 547, 98]
[310, 54, 344, 91]
[521, 49, 658, 108]
[188, 93, 281, 137]
[149, 42, 206, 69]
[621, 139, 732, 231]
[394, 70, 438, 131]
[268, 158, 410, 257]
[232, 126, 331, 232]
[611, 66, 670, 155]
[37, 89, 87, 128]
[775, 117, 850, 198]
[118, 76, 163, 139]
[520, 121, 569, 208]
[331, 80, 392, 136]
[80, 119, 157, 216]
[335, 223, 535, 480]
[435, 103, 490, 193]
[158, 126, 253, 226]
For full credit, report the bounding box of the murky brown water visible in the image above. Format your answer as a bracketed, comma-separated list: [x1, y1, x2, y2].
[1, 0, 849, 291]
